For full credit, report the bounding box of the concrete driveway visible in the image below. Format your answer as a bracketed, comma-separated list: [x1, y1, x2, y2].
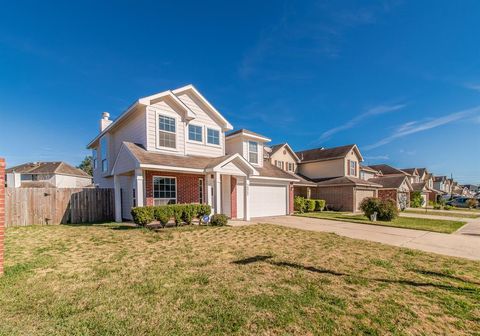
[230, 215, 480, 261]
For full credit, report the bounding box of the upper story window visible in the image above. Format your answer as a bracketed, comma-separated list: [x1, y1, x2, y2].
[349, 160, 357, 176]
[188, 124, 203, 142]
[207, 128, 220, 145]
[158, 115, 176, 148]
[100, 137, 108, 172]
[360, 171, 365, 180]
[249, 141, 258, 164]
[288, 162, 294, 171]
[92, 149, 97, 169]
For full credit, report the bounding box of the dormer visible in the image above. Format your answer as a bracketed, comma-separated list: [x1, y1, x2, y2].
[225, 129, 271, 168]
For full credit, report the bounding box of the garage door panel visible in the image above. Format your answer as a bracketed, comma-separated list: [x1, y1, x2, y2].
[250, 184, 287, 217]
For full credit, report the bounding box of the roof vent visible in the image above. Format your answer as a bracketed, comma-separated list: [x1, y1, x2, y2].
[100, 112, 113, 131]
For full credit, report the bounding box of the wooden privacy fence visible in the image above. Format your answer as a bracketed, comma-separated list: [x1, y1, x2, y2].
[5, 188, 114, 227]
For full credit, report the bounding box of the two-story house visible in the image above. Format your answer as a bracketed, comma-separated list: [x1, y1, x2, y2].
[265, 143, 381, 212]
[87, 85, 297, 222]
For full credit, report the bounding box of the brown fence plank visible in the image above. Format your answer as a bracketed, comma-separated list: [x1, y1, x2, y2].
[5, 188, 114, 227]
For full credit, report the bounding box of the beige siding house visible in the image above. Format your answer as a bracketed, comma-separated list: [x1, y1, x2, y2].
[87, 85, 297, 222]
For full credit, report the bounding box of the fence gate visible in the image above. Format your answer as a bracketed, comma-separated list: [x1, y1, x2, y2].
[5, 188, 114, 227]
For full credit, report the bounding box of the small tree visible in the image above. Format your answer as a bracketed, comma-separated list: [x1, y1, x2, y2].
[77, 156, 93, 176]
[410, 191, 423, 208]
[294, 196, 306, 213]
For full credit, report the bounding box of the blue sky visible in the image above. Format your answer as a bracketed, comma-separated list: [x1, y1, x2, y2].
[1, 0, 479, 184]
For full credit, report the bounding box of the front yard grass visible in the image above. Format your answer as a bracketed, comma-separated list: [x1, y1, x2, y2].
[404, 209, 480, 219]
[1, 223, 479, 335]
[297, 211, 466, 233]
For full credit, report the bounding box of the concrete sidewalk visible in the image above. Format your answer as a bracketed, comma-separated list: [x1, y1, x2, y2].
[230, 216, 480, 261]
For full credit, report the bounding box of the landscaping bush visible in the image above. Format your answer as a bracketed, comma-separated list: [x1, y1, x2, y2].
[377, 199, 399, 221]
[210, 214, 228, 226]
[410, 191, 423, 208]
[306, 199, 316, 212]
[444, 205, 452, 211]
[154, 206, 172, 226]
[467, 198, 478, 209]
[360, 197, 381, 218]
[360, 197, 398, 221]
[433, 203, 442, 210]
[131, 206, 155, 226]
[315, 199, 326, 212]
[294, 196, 307, 213]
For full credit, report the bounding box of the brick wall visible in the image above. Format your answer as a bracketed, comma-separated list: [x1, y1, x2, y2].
[378, 189, 397, 203]
[144, 171, 205, 206]
[289, 183, 294, 214]
[0, 158, 5, 276]
[312, 186, 354, 212]
[231, 177, 237, 219]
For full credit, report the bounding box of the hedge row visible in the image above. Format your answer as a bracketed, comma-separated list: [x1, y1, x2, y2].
[294, 196, 326, 213]
[131, 204, 212, 227]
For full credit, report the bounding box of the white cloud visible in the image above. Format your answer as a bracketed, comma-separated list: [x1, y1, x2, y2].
[364, 106, 480, 150]
[363, 154, 390, 160]
[318, 104, 406, 142]
[464, 83, 480, 93]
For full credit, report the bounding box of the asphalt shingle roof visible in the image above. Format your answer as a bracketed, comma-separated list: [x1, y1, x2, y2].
[6, 161, 91, 178]
[295, 144, 356, 162]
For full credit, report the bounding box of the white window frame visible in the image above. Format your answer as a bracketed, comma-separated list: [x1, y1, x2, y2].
[187, 123, 204, 143]
[349, 160, 356, 176]
[206, 127, 221, 147]
[92, 148, 98, 170]
[248, 141, 258, 164]
[152, 176, 177, 205]
[156, 113, 178, 151]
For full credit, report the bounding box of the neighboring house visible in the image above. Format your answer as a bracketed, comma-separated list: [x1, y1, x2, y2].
[463, 184, 479, 194]
[369, 175, 413, 210]
[360, 165, 381, 180]
[5, 162, 92, 188]
[410, 182, 429, 207]
[269, 143, 300, 173]
[400, 168, 420, 184]
[290, 144, 381, 212]
[433, 176, 448, 193]
[87, 85, 297, 222]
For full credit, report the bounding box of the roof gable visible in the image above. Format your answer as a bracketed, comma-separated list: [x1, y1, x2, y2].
[270, 143, 300, 162]
[296, 144, 363, 163]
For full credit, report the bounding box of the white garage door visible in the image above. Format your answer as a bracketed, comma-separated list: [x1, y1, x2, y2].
[250, 183, 287, 217]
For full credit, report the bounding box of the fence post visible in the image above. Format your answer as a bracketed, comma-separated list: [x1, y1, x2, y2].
[0, 158, 5, 276]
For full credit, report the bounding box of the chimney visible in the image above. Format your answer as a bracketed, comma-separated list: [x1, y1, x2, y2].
[100, 112, 112, 132]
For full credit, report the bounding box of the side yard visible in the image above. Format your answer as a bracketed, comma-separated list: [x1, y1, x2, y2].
[1, 224, 479, 335]
[296, 212, 466, 234]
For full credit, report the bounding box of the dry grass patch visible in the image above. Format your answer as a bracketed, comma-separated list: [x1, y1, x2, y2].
[0, 223, 479, 335]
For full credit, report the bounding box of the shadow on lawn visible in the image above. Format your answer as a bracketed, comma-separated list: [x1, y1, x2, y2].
[233, 255, 479, 293]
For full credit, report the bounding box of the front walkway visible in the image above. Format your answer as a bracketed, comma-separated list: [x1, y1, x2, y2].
[230, 215, 480, 261]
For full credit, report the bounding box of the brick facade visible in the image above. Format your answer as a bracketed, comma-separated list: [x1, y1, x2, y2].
[144, 170, 205, 206]
[378, 189, 397, 203]
[312, 186, 355, 212]
[289, 183, 294, 214]
[0, 158, 5, 276]
[230, 177, 237, 219]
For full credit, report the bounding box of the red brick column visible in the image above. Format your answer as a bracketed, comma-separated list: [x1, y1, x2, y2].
[289, 183, 294, 215]
[0, 158, 5, 276]
[230, 177, 237, 219]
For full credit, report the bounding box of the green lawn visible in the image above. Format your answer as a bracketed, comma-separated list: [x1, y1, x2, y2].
[404, 209, 480, 219]
[297, 211, 466, 233]
[1, 224, 479, 335]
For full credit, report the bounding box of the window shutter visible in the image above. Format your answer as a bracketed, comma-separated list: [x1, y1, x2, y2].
[347, 159, 351, 175]
[355, 162, 358, 176]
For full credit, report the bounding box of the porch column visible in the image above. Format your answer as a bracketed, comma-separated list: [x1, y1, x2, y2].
[114, 174, 122, 222]
[134, 169, 144, 207]
[243, 176, 250, 221]
[215, 172, 221, 214]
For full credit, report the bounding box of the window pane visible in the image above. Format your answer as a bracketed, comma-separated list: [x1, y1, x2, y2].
[249, 141, 258, 153]
[153, 177, 177, 201]
[159, 115, 176, 132]
[159, 131, 176, 148]
[188, 125, 203, 142]
[207, 129, 220, 145]
[249, 152, 258, 164]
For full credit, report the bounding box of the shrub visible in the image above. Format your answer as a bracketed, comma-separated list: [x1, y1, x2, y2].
[294, 196, 306, 213]
[360, 197, 398, 221]
[315, 199, 326, 212]
[154, 206, 172, 226]
[306, 199, 316, 212]
[211, 214, 228, 226]
[131, 206, 154, 226]
[444, 205, 452, 211]
[433, 203, 442, 210]
[197, 204, 212, 224]
[171, 205, 184, 226]
[360, 197, 381, 218]
[377, 199, 399, 221]
[181, 204, 197, 225]
[410, 191, 423, 208]
[466, 198, 478, 209]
